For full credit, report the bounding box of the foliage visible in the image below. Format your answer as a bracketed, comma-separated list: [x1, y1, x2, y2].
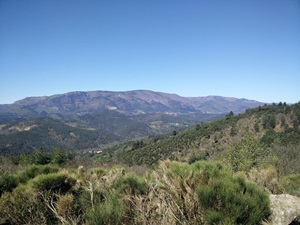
[0, 117, 118, 155]
[0, 165, 59, 197]
[18, 164, 59, 184]
[1, 102, 300, 224]
[30, 173, 76, 193]
[0, 170, 78, 224]
[0, 160, 272, 224]
[188, 151, 208, 164]
[274, 144, 300, 176]
[101, 102, 300, 168]
[195, 163, 270, 224]
[262, 114, 276, 129]
[226, 135, 272, 172]
[247, 166, 281, 194]
[11, 148, 76, 166]
[0, 185, 50, 224]
[0, 174, 18, 196]
[113, 173, 148, 195]
[86, 193, 123, 225]
[30, 148, 51, 165]
[280, 174, 300, 197]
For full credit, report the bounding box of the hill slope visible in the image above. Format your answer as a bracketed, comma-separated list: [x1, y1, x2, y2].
[0, 109, 224, 155]
[100, 102, 300, 168]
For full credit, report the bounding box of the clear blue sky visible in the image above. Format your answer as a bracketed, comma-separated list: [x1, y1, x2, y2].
[0, 0, 299, 104]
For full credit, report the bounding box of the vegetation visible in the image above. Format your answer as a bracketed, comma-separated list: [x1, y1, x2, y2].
[0, 102, 299, 224]
[100, 102, 300, 171]
[0, 161, 271, 224]
[0, 110, 223, 155]
[0, 117, 118, 156]
[280, 173, 300, 197]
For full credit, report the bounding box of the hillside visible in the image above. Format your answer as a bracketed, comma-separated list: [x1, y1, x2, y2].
[0, 110, 224, 155]
[100, 102, 300, 172]
[0, 90, 264, 155]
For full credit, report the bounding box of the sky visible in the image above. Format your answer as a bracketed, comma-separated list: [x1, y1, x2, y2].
[0, 0, 299, 104]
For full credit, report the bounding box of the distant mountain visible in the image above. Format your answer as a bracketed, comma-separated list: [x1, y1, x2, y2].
[0, 90, 264, 120]
[0, 90, 265, 155]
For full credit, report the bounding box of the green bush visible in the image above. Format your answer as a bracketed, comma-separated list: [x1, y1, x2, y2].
[0, 185, 50, 224]
[18, 165, 59, 184]
[280, 173, 300, 197]
[226, 135, 271, 172]
[90, 167, 106, 178]
[51, 148, 67, 165]
[0, 174, 18, 196]
[86, 193, 123, 225]
[30, 148, 51, 165]
[275, 144, 300, 176]
[168, 161, 191, 178]
[31, 173, 75, 193]
[196, 172, 270, 224]
[113, 173, 147, 195]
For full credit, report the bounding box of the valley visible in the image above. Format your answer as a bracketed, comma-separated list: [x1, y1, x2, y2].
[0, 90, 263, 155]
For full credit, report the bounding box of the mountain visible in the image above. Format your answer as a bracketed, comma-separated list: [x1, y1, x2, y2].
[0, 90, 264, 120]
[0, 90, 265, 155]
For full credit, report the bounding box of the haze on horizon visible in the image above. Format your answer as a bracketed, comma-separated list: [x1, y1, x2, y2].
[0, 0, 299, 104]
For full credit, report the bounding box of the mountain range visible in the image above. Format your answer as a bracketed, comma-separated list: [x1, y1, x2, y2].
[0, 90, 264, 155]
[0, 90, 263, 119]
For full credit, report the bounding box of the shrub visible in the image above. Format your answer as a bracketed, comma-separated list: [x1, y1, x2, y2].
[30, 148, 51, 165]
[280, 173, 300, 197]
[30, 173, 75, 193]
[274, 144, 300, 176]
[86, 193, 123, 225]
[247, 166, 281, 194]
[168, 161, 191, 178]
[0, 185, 50, 224]
[56, 193, 74, 219]
[51, 148, 67, 165]
[226, 135, 271, 172]
[188, 152, 208, 164]
[113, 173, 147, 195]
[18, 164, 59, 184]
[196, 172, 270, 224]
[0, 174, 18, 196]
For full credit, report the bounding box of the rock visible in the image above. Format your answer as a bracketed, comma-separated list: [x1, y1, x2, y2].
[269, 194, 300, 225]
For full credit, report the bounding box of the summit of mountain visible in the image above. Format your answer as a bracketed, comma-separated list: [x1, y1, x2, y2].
[0, 90, 264, 120]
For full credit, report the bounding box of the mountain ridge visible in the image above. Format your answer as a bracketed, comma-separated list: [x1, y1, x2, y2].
[0, 90, 264, 120]
[0, 90, 266, 155]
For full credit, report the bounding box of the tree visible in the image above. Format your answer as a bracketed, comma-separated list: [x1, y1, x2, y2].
[226, 136, 271, 172]
[30, 148, 51, 165]
[51, 148, 66, 165]
[262, 115, 276, 129]
[225, 111, 234, 120]
[66, 150, 75, 161]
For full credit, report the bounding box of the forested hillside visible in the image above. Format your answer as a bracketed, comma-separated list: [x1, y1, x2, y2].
[0, 110, 223, 155]
[100, 102, 300, 174]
